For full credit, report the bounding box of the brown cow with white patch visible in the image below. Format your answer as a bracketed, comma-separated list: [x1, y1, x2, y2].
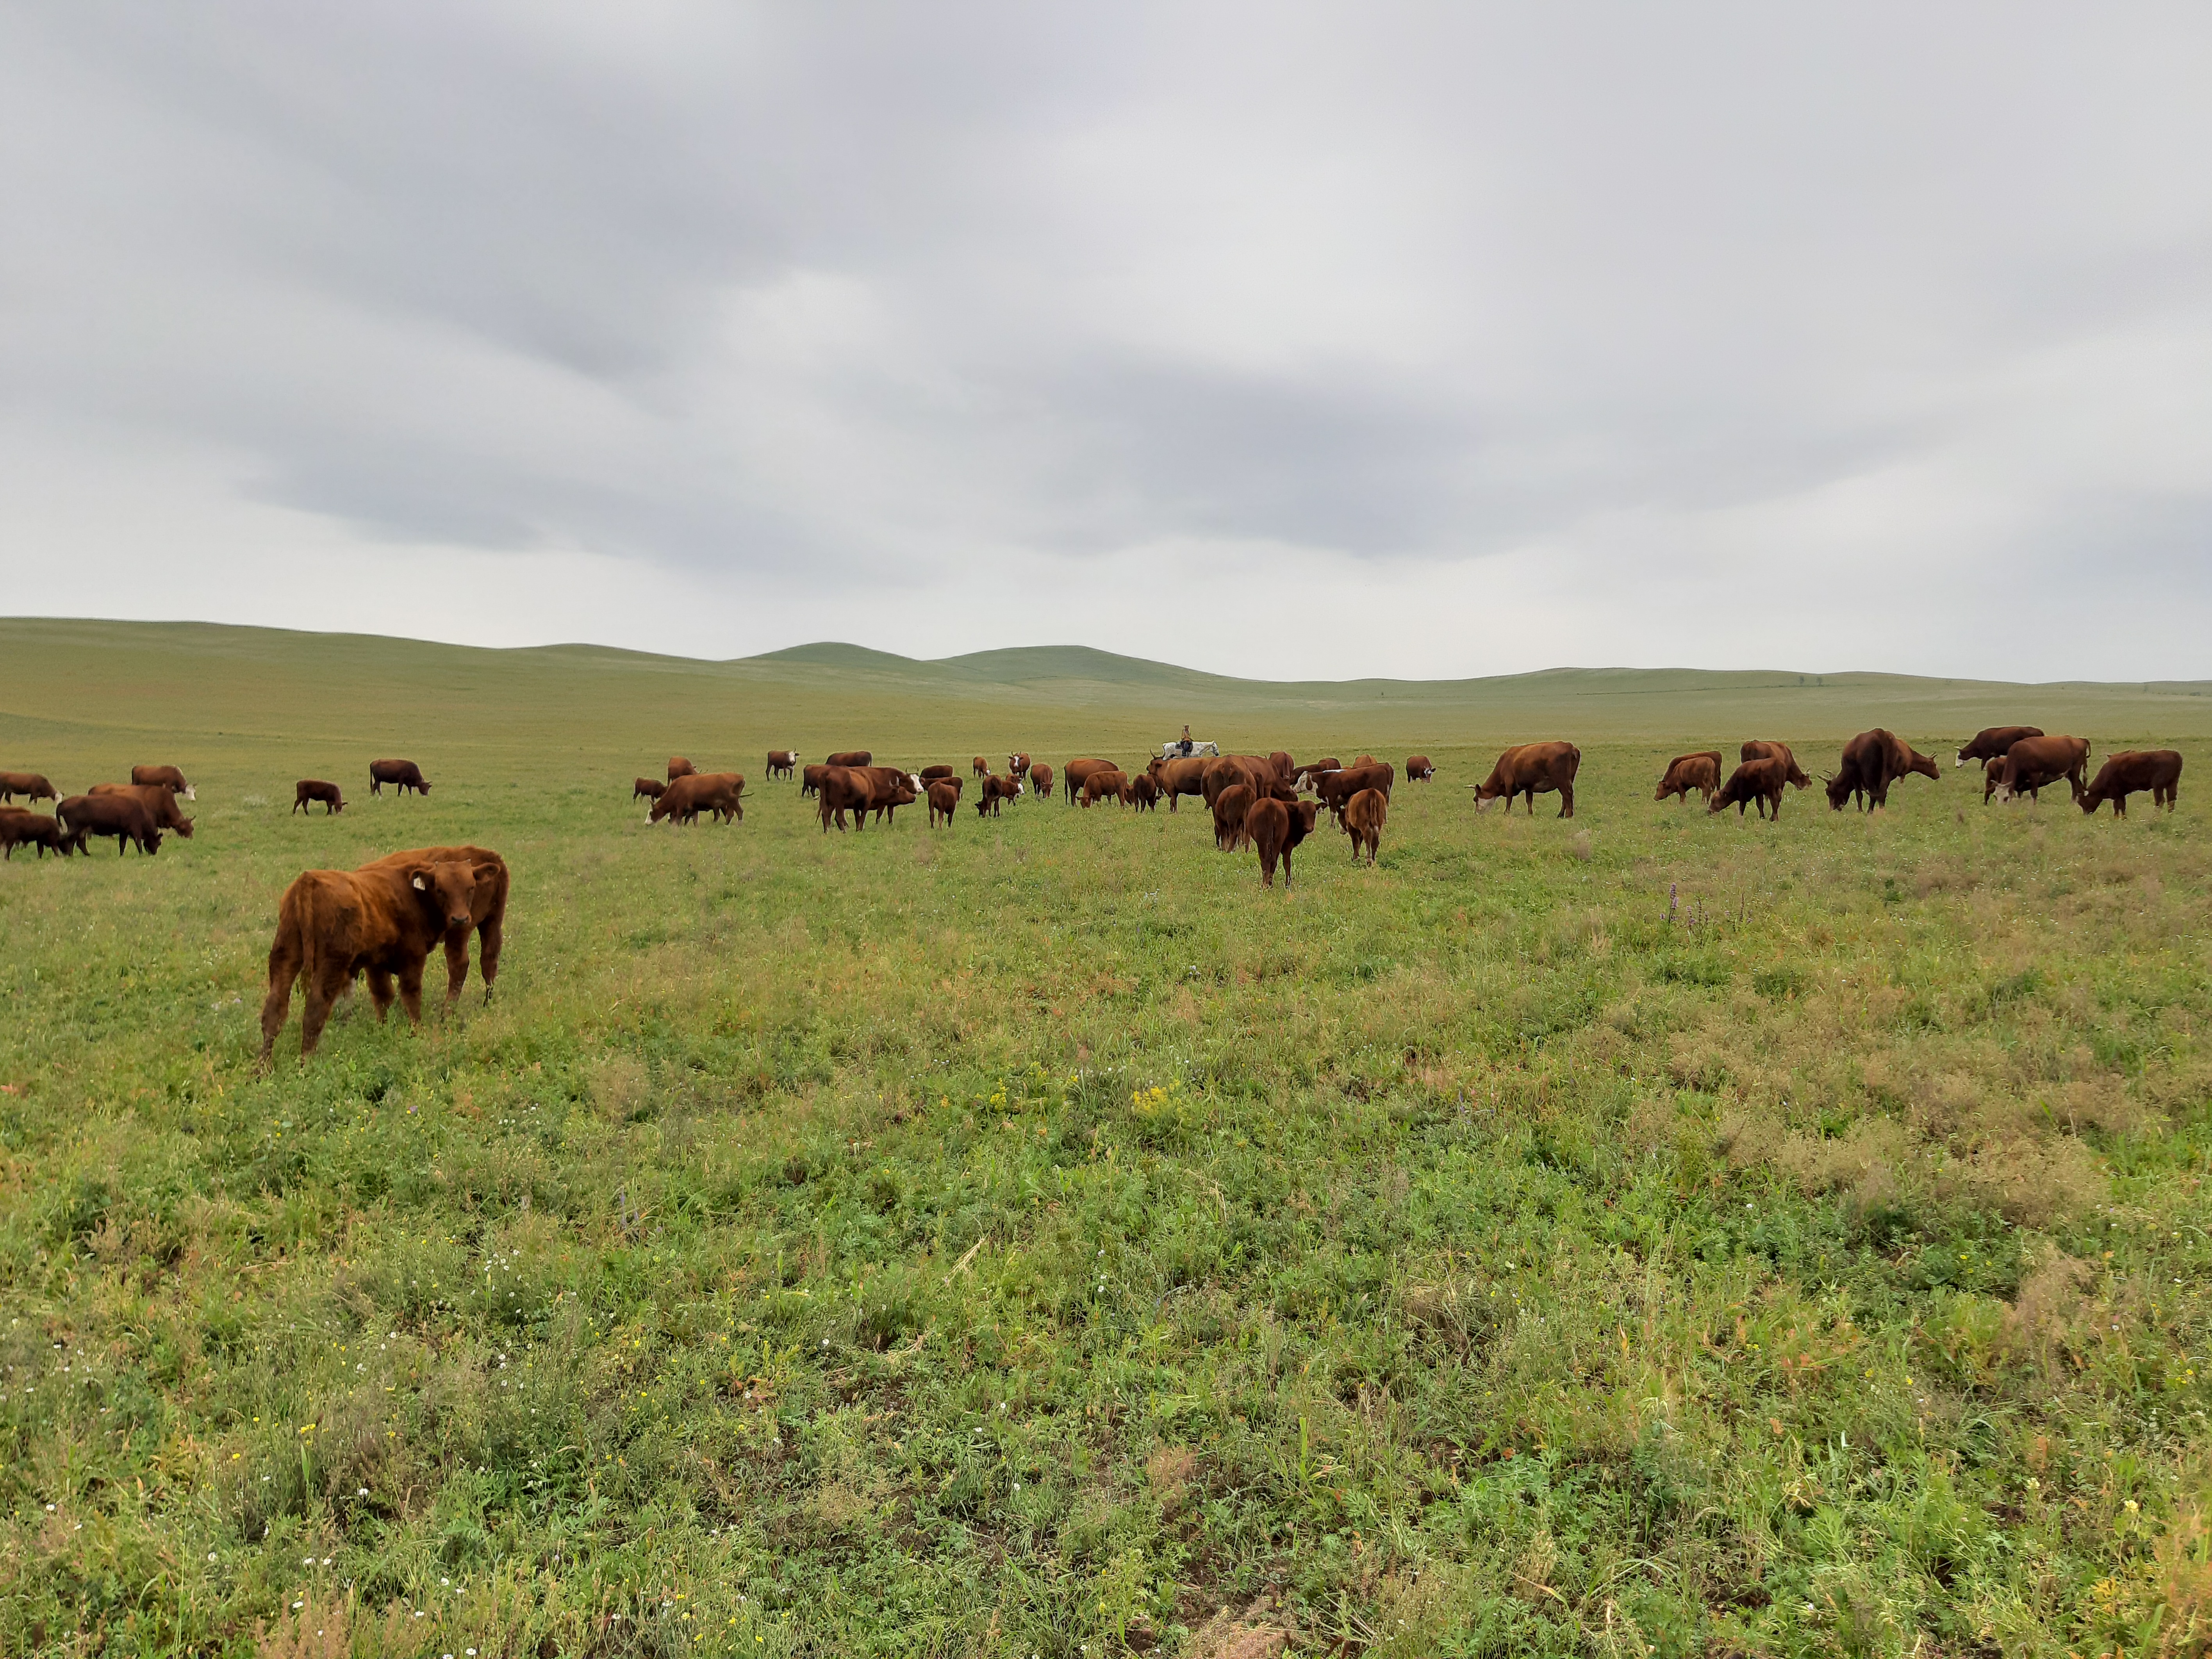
[0, 772, 57, 804]
[1991, 735, 2091, 804]
[1710, 756, 1788, 819]
[972, 755, 990, 778]
[927, 780, 962, 826]
[90, 781, 195, 838]
[1212, 783, 1255, 851]
[131, 764, 194, 800]
[767, 750, 799, 780]
[1341, 788, 1386, 865]
[1655, 751, 1722, 805]
[1292, 758, 1341, 788]
[259, 847, 508, 1060]
[1008, 752, 1031, 777]
[1957, 726, 2043, 769]
[1473, 743, 1581, 817]
[1405, 756, 1435, 782]
[1740, 741, 1812, 789]
[1249, 797, 1321, 888]
[295, 780, 346, 815]
[2080, 750, 2182, 816]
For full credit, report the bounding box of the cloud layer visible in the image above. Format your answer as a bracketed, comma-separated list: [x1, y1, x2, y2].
[4, 3, 2208, 678]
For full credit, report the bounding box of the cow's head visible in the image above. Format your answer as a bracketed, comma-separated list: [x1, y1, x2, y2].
[1823, 774, 1853, 810]
[1953, 749, 1969, 768]
[1906, 749, 1939, 781]
[173, 814, 195, 838]
[1471, 784, 1500, 813]
[409, 859, 498, 932]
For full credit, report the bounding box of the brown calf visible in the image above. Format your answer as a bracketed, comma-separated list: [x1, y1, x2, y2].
[1029, 762, 1053, 798]
[1956, 726, 2043, 768]
[1249, 797, 1321, 888]
[0, 810, 74, 859]
[295, 780, 346, 815]
[1341, 788, 1387, 865]
[1405, 756, 1435, 781]
[2080, 751, 2182, 816]
[370, 758, 431, 796]
[1081, 769, 1128, 807]
[927, 780, 962, 826]
[1740, 741, 1812, 788]
[633, 777, 665, 802]
[1212, 783, 1256, 851]
[1711, 756, 1788, 819]
[767, 750, 799, 780]
[1655, 751, 1722, 804]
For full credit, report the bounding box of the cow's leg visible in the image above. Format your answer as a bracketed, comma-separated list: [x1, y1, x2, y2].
[394, 959, 426, 1027]
[364, 966, 397, 1020]
[2114, 794, 2128, 817]
[442, 930, 472, 1009]
[259, 946, 303, 1063]
[300, 964, 351, 1056]
[1559, 781, 1574, 818]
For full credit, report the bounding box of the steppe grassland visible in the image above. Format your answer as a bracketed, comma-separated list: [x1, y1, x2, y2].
[2, 622, 2211, 1656]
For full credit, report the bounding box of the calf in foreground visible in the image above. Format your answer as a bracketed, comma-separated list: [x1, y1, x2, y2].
[1249, 797, 1321, 888]
[259, 847, 508, 1061]
[294, 780, 346, 814]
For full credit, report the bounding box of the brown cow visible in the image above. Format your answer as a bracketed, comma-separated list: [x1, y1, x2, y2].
[369, 758, 430, 796]
[1292, 758, 1341, 788]
[800, 764, 828, 798]
[633, 777, 665, 802]
[927, 780, 962, 826]
[826, 750, 872, 768]
[1315, 762, 1393, 820]
[1129, 774, 1160, 812]
[0, 810, 73, 859]
[1249, 797, 1321, 888]
[1063, 758, 1117, 803]
[1710, 756, 1788, 819]
[1212, 783, 1256, 851]
[0, 772, 57, 804]
[1405, 756, 1435, 782]
[1267, 751, 1296, 783]
[259, 848, 507, 1060]
[295, 780, 346, 815]
[1081, 769, 1128, 807]
[1828, 730, 1939, 811]
[818, 767, 874, 831]
[667, 756, 697, 781]
[918, 764, 957, 781]
[1655, 751, 1722, 805]
[767, 750, 799, 780]
[2080, 750, 2182, 816]
[130, 764, 194, 799]
[1472, 743, 1581, 816]
[651, 772, 745, 824]
[1341, 788, 1386, 865]
[1740, 741, 1813, 789]
[90, 781, 195, 838]
[1202, 755, 1275, 808]
[1008, 752, 1031, 777]
[1957, 725, 2043, 769]
[972, 755, 990, 777]
[867, 770, 920, 826]
[976, 773, 1022, 817]
[1147, 754, 1209, 812]
[58, 792, 162, 856]
[1980, 755, 2009, 805]
[1029, 762, 1053, 798]
[1991, 735, 2091, 803]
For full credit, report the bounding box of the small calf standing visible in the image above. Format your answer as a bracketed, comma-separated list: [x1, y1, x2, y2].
[369, 758, 430, 796]
[1341, 788, 1386, 865]
[2080, 750, 2182, 816]
[1249, 797, 1321, 888]
[927, 780, 962, 826]
[1029, 762, 1053, 799]
[1128, 774, 1160, 812]
[1212, 783, 1255, 851]
[1081, 769, 1128, 807]
[1655, 751, 1721, 805]
[972, 755, 990, 777]
[294, 780, 346, 815]
[0, 810, 74, 859]
[1711, 756, 1788, 819]
[1405, 755, 1436, 781]
[633, 777, 665, 802]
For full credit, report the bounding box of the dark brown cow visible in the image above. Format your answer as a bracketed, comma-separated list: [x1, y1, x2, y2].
[369, 759, 430, 796]
[1029, 762, 1053, 798]
[1129, 774, 1160, 811]
[130, 764, 194, 800]
[1405, 756, 1435, 781]
[1315, 762, 1393, 819]
[1828, 730, 1939, 811]
[1292, 758, 1341, 788]
[1710, 756, 1788, 819]
[89, 781, 195, 838]
[1267, 751, 1296, 783]
[58, 792, 162, 856]
[918, 764, 957, 781]
[0, 810, 73, 859]
[633, 777, 665, 802]
[972, 755, 990, 777]
[1473, 743, 1581, 817]
[651, 772, 745, 824]
[1957, 726, 2043, 769]
[818, 767, 874, 831]
[1740, 741, 1813, 789]
[2080, 751, 2182, 816]
[800, 764, 828, 798]
[667, 756, 697, 781]
[826, 750, 872, 769]
[1341, 788, 1386, 865]
[976, 773, 1022, 817]
[1655, 751, 1722, 804]
[295, 780, 346, 815]
[767, 750, 799, 780]
[1212, 783, 1255, 851]
[1202, 755, 1274, 808]
[927, 780, 962, 826]
[1147, 754, 1208, 811]
[848, 766, 924, 825]
[1081, 769, 1128, 807]
[1063, 757, 1117, 803]
[260, 847, 507, 1060]
[1991, 735, 2091, 803]
[1249, 797, 1321, 888]
[0, 772, 57, 804]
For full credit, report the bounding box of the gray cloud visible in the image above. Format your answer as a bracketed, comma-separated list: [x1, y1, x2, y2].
[2, 2, 2208, 677]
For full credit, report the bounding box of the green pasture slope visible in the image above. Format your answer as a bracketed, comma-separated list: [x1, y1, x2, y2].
[4, 617, 2212, 1657]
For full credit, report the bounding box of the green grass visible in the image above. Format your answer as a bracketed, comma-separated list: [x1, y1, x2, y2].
[3, 619, 2211, 1657]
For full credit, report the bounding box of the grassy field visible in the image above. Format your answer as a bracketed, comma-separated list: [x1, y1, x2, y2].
[4, 619, 2212, 1657]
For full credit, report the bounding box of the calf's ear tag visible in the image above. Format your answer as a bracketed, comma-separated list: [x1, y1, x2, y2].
[412, 874, 428, 890]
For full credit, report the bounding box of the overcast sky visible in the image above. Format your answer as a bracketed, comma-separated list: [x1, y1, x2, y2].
[3, 4, 2208, 680]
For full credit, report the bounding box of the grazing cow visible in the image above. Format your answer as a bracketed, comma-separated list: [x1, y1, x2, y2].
[369, 759, 430, 796]
[1249, 797, 1322, 888]
[57, 792, 161, 856]
[1008, 752, 1031, 777]
[130, 764, 194, 799]
[667, 756, 697, 781]
[1828, 730, 1939, 811]
[973, 756, 990, 778]
[918, 764, 957, 783]
[89, 781, 195, 839]
[1472, 743, 1581, 816]
[1315, 762, 1394, 820]
[1063, 758, 1118, 803]
[800, 764, 828, 798]
[1991, 735, 2091, 804]
[294, 780, 346, 815]
[767, 750, 799, 780]
[1081, 769, 1128, 807]
[633, 777, 665, 802]
[818, 767, 875, 832]
[1147, 754, 1209, 812]
[1129, 774, 1160, 811]
[0, 772, 58, 804]
[0, 810, 73, 859]
[826, 750, 872, 769]
[1292, 758, 1341, 789]
[259, 847, 507, 1060]
[1341, 788, 1386, 865]
[1655, 751, 1723, 805]
[2080, 751, 2182, 816]
[651, 772, 745, 824]
[1957, 726, 2043, 769]
[1981, 756, 2010, 804]
[1710, 756, 1789, 819]
[1406, 756, 1436, 782]
[927, 780, 962, 826]
[1029, 762, 1053, 798]
[974, 773, 1021, 817]
[1740, 741, 1813, 789]
[1212, 783, 1256, 851]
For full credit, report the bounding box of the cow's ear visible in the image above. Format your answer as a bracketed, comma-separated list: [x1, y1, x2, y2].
[407, 864, 435, 892]
[471, 859, 502, 886]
